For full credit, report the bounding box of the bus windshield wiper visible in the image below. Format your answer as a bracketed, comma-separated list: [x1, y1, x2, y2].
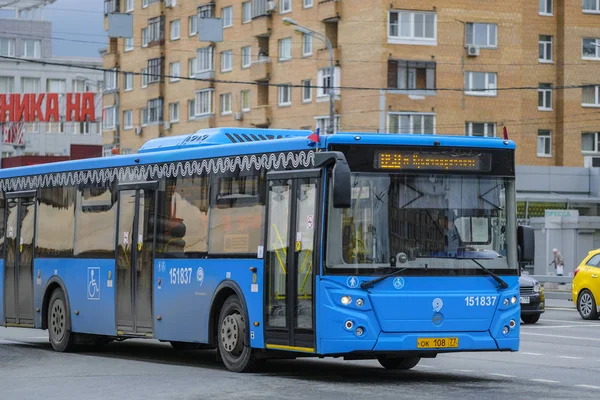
[360, 267, 409, 289]
[468, 258, 509, 289]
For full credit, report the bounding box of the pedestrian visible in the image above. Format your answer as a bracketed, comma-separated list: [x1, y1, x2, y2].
[550, 248, 564, 277]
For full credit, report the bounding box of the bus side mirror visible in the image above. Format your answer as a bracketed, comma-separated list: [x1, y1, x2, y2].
[314, 151, 351, 208]
[517, 225, 534, 263]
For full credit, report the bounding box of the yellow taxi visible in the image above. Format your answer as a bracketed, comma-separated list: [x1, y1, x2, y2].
[572, 249, 600, 320]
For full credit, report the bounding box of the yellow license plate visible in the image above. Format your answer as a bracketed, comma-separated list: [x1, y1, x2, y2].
[417, 337, 459, 349]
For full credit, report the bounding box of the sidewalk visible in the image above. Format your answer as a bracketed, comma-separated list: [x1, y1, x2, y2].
[545, 298, 576, 310]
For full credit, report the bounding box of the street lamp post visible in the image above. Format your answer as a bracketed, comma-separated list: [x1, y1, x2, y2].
[283, 17, 335, 134]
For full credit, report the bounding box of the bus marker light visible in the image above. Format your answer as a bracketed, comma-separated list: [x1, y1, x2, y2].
[511, 296, 517, 304]
[345, 320, 353, 330]
[254, 322, 260, 326]
[355, 327, 364, 336]
[341, 296, 352, 305]
[502, 326, 509, 335]
[509, 320, 516, 328]
[356, 298, 364, 307]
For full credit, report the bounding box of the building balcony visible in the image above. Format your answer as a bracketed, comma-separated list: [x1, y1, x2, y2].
[316, 47, 341, 69]
[251, 105, 271, 127]
[252, 15, 272, 37]
[250, 59, 271, 81]
[318, 0, 341, 22]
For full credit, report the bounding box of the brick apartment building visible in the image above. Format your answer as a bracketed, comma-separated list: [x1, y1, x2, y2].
[102, 0, 600, 165]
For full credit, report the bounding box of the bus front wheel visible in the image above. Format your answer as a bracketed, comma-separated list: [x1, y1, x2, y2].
[48, 288, 75, 352]
[377, 356, 421, 370]
[217, 295, 257, 372]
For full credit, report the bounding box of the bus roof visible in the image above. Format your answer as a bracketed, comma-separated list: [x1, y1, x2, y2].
[0, 128, 516, 179]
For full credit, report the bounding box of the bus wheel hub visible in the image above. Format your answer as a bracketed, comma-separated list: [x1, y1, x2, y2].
[221, 314, 243, 354]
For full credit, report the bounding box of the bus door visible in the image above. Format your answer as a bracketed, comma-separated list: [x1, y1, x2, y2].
[3, 192, 36, 327]
[264, 169, 321, 352]
[115, 183, 157, 336]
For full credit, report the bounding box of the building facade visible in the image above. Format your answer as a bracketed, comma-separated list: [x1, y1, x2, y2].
[0, 0, 104, 164]
[103, 0, 600, 166]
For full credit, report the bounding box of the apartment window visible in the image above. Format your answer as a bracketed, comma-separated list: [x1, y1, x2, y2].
[389, 113, 435, 134]
[241, 90, 250, 111]
[0, 38, 15, 57]
[465, 23, 497, 48]
[103, 106, 116, 130]
[147, 16, 165, 45]
[221, 50, 232, 72]
[188, 99, 195, 120]
[465, 122, 496, 137]
[141, 108, 148, 126]
[304, 0, 314, 8]
[539, 35, 553, 62]
[302, 79, 312, 102]
[302, 34, 312, 56]
[171, 20, 180, 40]
[388, 60, 435, 92]
[582, 85, 600, 106]
[143, 0, 148, 7]
[141, 67, 148, 88]
[104, 69, 118, 91]
[23, 40, 41, 58]
[0, 76, 15, 93]
[195, 89, 213, 116]
[46, 78, 66, 94]
[582, 132, 600, 152]
[280, 0, 292, 13]
[124, 37, 134, 51]
[198, 46, 214, 72]
[147, 58, 163, 83]
[189, 16, 198, 36]
[22, 77, 40, 93]
[126, 0, 134, 12]
[537, 130, 552, 156]
[582, 38, 600, 59]
[539, 0, 553, 15]
[388, 10, 436, 45]
[242, 2, 252, 23]
[170, 62, 180, 82]
[169, 102, 180, 122]
[124, 72, 133, 91]
[465, 72, 497, 96]
[142, 28, 148, 47]
[123, 110, 133, 129]
[47, 118, 65, 134]
[583, 0, 600, 13]
[279, 38, 292, 61]
[147, 98, 163, 124]
[315, 116, 340, 134]
[278, 84, 292, 106]
[242, 46, 252, 68]
[198, 4, 214, 18]
[222, 6, 233, 28]
[538, 83, 552, 110]
[189, 57, 197, 77]
[221, 93, 232, 115]
[317, 67, 340, 97]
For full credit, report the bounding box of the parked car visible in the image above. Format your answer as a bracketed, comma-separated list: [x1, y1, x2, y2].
[572, 249, 600, 320]
[519, 273, 545, 324]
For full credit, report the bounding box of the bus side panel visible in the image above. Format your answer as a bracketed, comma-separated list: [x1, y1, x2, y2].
[0, 259, 4, 326]
[153, 258, 264, 348]
[35, 259, 116, 335]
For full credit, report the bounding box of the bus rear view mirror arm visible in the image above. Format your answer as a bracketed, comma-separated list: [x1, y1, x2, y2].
[314, 151, 351, 209]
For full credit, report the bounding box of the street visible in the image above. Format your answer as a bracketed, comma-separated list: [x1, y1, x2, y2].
[1, 300, 599, 400]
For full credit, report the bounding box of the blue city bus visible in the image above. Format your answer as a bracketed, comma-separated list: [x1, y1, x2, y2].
[0, 128, 532, 372]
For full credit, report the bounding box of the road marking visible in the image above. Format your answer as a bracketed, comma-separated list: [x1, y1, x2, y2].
[521, 352, 544, 356]
[488, 373, 515, 378]
[557, 355, 582, 360]
[530, 379, 559, 383]
[575, 385, 600, 390]
[522, 332, 600, 341]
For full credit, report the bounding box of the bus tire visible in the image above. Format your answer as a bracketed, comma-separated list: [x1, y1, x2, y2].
[217, 295, 257, 372]
[47, 288, 75, 352]
[377, 356, 421, 370]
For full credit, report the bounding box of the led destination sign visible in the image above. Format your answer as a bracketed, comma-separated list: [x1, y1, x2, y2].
[375, 151, 492, 172]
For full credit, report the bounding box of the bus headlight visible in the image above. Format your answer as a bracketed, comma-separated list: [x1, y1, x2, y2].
[511, 296, 517, 304]
[356, 298, 364, 307]
[341, 296, 352, 306]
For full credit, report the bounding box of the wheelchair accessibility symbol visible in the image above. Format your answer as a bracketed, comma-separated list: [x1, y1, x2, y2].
[87, 267, 100, 300]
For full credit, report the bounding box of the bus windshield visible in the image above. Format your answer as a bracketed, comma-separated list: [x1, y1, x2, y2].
[326, 173, 517, 275]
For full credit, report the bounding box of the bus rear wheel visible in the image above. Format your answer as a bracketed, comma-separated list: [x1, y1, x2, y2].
[217, 295, 257, 372]
[48, 288, 75, 352]
[377, 356, 421, 370]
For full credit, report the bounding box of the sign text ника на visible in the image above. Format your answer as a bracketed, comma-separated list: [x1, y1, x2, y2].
[0, 93, 96, 123]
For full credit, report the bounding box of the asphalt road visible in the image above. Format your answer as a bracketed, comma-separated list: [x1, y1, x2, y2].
[1, 302, 599, 400]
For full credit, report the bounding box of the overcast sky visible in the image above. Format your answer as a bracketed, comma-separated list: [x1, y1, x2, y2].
[0, 0, 107, 58]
